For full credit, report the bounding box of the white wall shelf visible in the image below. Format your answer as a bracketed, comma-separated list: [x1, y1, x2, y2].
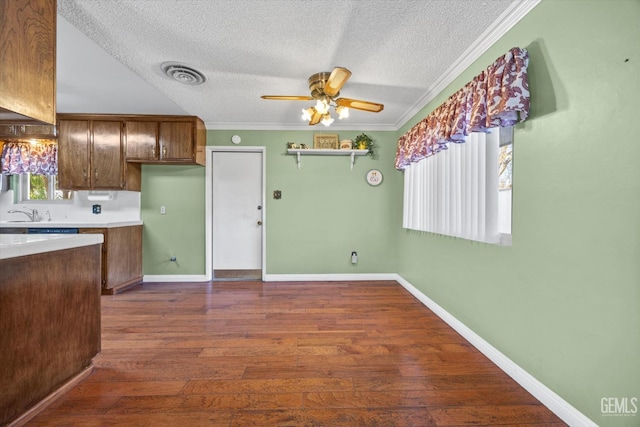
[286, 149, 369, 170]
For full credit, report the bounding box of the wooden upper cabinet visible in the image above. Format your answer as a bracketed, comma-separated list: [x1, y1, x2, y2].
[159, 121, 194, 161]
[92, 121, 124, 188]
[58, 114, 204, 191]
[125, 120, 158, 160]
[57, 116, 141, 191]
[58, 119, 91, 189]
[125, 116, 206, 165]
[0, 0, 56, 125]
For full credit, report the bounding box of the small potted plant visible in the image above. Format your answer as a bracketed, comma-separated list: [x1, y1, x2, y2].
[353, 133, 374, 156]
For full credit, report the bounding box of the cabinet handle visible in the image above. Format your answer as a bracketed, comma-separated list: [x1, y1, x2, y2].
[162, 146, 167, 157]
[152, 148, 156, 157]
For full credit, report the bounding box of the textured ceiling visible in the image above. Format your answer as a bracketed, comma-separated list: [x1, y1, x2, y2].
[56, 0, 534, 130]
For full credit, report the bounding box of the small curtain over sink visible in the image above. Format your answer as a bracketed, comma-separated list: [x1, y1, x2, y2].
[1, 141, 58, 175]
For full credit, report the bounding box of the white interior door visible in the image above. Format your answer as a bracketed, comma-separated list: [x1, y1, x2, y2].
[211, 151, 263, 276]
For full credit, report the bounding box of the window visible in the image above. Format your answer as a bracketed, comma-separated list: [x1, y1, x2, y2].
[402, 127, 512, 245]
[1, 140, 72, 202]
[15, 173, 73, 202]
[498, 127, 513, 238]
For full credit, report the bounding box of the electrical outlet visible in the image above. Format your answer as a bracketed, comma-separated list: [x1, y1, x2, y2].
[160, 206, 166, 215]
[351, 251, 358, 264]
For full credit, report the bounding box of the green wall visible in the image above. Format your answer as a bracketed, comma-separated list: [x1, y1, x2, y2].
[141, 164, 206, 275]
[395, 1, 640, 425]
[141, 130, 399, 276]
[140, 0, 639, 424]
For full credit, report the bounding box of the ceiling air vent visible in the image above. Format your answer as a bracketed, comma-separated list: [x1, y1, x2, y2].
[161, 62, 207, 85]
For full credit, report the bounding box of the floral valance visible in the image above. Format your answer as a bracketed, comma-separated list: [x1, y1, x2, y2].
[1, 141, 58, 175]
[395, 47, 530, 170]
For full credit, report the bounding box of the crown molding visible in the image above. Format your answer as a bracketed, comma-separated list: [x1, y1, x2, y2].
[394, 0, 542, 130]
[204, 121, 398, 131]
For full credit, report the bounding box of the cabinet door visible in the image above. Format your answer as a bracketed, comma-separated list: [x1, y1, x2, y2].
[0, 0, 56, 124]
[79, 228, 107, 287]
[91, 121, 123, 189]
[125, 120, 158, 160]
[105, 226, 143, 291]
[80, 226, 142, 293]
[159, 121, 194, 161]
[58, 120, 91, 189]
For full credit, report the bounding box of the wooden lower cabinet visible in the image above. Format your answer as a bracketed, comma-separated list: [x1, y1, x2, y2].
[80, 225, 143, 295]
[0, 244, 101, 425]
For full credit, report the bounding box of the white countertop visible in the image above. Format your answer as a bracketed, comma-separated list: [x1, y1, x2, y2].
[0, 220, 143, 228]
[0, 234, 104, 260]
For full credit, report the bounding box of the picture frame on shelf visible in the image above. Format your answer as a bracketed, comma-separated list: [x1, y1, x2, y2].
[313, 133, 339, 149]
[340, 140, 353, 150]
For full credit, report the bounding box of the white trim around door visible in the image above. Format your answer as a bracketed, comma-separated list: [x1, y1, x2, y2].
[205, 146, 267, 281]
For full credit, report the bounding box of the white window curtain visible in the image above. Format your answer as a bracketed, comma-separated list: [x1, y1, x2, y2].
[402, 130, 500, 244]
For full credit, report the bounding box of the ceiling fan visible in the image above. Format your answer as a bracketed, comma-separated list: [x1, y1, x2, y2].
[261, 67, 384, 126]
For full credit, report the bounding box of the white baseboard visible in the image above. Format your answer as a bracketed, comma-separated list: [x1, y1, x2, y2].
[393, 274, 597, 427]
[143, 274, 208, 282]
[264, 273, 399, 282]
[142, 273, 397, 283]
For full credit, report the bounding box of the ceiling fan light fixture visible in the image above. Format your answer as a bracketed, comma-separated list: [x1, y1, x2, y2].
[321, 114, 334, 126]
[315, 99, 330, 115]
[261, 67, 384, 126]
[301, 107, 314, 121]
[336, 106, 349, 119]
[161, 62, 207, 85]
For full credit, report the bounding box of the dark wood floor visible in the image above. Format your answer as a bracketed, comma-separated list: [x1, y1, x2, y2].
[28, 280, 566, 426]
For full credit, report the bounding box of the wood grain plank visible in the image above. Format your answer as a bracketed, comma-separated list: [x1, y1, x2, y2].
[230, 408, 437, 426]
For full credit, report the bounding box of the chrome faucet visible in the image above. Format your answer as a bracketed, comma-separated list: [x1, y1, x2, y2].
[7, 207, 41, 222]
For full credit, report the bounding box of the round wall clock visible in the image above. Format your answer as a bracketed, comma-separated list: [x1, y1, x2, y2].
[231, 134, 242, 144]
[366, 169, 383, 186]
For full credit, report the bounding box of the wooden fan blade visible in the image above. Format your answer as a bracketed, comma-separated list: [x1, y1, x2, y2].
[336, 97, 384, 113]
[323, 67, 352, 97]
[309, 110, 322, 125]
[261, 95, 314, 101]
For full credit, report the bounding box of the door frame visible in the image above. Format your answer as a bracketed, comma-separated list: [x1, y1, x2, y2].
[205, 146, 266, 281]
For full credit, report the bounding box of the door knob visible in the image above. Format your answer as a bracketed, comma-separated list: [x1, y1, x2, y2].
[257, 220, 263, 225]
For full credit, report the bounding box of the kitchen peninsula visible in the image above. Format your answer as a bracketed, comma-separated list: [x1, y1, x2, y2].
[0, 233, 103, 425]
